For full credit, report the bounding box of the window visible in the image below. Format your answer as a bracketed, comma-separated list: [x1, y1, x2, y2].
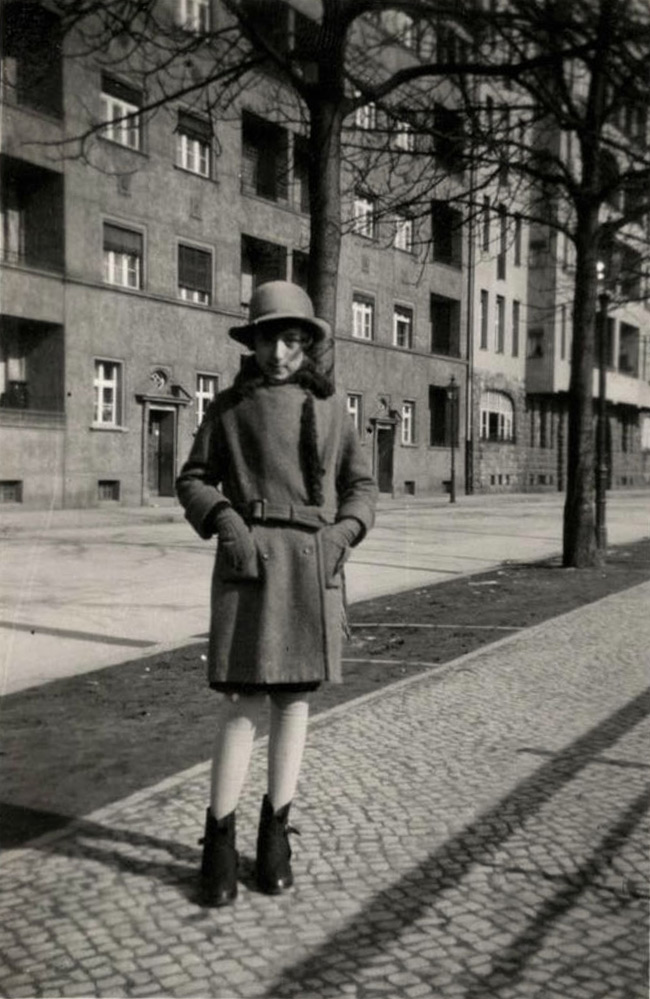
[528, 328, 544, 359]
[479, 290, 489, 350]
[401, 400, 415, 444]
[394, 215, 414, 252]
[481, 196, 490, 252]
[480, 391, 514, 441]
[93, 359, 123, 427]
[428, 385, 452, 446]
[641, 415, 650, 450]
[514, 215, 522, 266]
[497, 205, 507, 280]
[0, 480, 23, 503]
[0, 191, 24, 264]
[430, 294, 460, 357]
[347, 393, 362, 434]
[293, 135, 310, 213]
[393, 305, 413, 349]
[98, 480, 120, 501]
[176, 110, 211, 177]
[178, 244, 212, 305]
[1, 3, 63, 116]
[196, 373, 219, 425]
[512, 300, 520, 357]
[495, 295, 505, 353]
[103, 223, 143, 289]
[100, 76, 142, 150]
[240, 235, 287, 306]
[619, 323, 640, 375]
[291, 249, 309, 291]
[352, 294, 374, 340]
[355, 102, 376, 130]
[177, 0, 210, 32]
[431, 201, 462, 267]
[433, 104, 464, 174]
[242, 111, 288, 202]
[393, 120, 414, 151]
[353, 195, 375, 239]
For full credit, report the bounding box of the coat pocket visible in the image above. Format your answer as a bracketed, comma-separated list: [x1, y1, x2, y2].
[315, 529, 344, 590]
[215, 536, 263, 582]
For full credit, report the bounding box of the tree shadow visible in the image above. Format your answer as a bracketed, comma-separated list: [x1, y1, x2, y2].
[266, 684, 650, 997]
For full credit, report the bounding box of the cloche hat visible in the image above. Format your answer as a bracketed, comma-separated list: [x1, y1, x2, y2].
[229, 280, 331, 348]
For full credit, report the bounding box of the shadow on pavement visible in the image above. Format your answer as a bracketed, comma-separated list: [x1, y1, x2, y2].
[266, 684, 650, 997]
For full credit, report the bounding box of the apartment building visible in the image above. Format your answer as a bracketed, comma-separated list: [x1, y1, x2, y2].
[1, 0, 648, 508]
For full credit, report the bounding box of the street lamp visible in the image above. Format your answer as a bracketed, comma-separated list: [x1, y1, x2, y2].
[595, 260, 609, 552]
[447, 375, 459, 504]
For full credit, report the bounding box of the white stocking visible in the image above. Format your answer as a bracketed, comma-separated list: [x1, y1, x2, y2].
[210, 693, 266, 820]
[267, 691, 310, 811]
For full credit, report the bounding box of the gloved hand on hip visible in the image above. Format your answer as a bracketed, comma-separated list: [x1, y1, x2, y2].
[208, 505, 256, 575]
[320, 518, 361, 582]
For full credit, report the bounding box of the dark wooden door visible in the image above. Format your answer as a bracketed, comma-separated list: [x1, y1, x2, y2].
[377, 426, 394, 493]
[148, 410, 175, 496]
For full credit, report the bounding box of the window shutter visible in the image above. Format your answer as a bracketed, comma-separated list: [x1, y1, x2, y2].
[179, 245, 211, 293]
[177, 110, 212, 143]
[103, 224, 142, 256]
[101, 74, 142, 107]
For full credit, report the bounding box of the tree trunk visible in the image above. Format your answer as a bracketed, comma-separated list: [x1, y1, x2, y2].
[562, 209, 600, 567]
[308, 96, 344, 350]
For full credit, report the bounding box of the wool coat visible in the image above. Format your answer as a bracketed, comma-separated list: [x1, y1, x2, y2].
[176, 371, 377, 686]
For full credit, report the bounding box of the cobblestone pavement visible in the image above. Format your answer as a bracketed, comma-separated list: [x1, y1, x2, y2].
[1, 582, 649, 999]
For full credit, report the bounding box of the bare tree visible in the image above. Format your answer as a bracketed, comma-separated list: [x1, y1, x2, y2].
[16, 0, 650, 564]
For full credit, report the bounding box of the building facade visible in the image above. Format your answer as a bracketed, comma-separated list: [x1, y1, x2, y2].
[1, 0, 648, 509]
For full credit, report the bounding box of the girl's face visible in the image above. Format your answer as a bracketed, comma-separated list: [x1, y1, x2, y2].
[254, 325, 312, 382]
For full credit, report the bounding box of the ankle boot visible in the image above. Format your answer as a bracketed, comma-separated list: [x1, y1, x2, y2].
[198, 808, 238, 907]
[256, 794, 298, 895]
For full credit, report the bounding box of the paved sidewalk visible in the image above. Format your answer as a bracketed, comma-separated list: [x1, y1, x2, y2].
[1, 582, 649, 999]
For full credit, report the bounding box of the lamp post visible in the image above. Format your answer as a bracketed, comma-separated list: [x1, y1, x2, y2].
[595, 260, 609, 551]
[447, 375, 458, 504]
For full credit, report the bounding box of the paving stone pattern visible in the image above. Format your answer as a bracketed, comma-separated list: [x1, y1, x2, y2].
[1, 583, 649, 999]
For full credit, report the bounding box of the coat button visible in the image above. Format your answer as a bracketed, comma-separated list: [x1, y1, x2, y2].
[261, 553, 269, 560]
[302, 547, 312, 555]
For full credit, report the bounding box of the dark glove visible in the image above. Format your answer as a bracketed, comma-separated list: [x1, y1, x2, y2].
[210, 506, 256, 574]
[320, 518, 361, 582]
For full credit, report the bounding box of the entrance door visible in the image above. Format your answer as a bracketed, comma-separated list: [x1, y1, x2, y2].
[376, 426, 394, 494]
[147, 409, 175, 496]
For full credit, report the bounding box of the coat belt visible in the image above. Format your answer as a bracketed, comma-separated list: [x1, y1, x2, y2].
[236, 499, 335, 530]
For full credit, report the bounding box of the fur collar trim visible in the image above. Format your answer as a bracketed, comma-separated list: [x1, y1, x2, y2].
[232, 355, 335, 399]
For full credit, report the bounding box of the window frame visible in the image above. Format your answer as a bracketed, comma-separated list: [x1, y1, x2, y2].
[176, 110, 212, 177]
[196, 371, 219, 426]
[353, 194, 376, 239]
[100, 76, 142, 151]
[495, 294, 505, 354]
[178, 242, 213, 306]
[93, 357, 124, 428]
[479, 390, 515, 443]
[401, 399, 416, 445]
[394, 214, 414, 252]
[347, 392, 363, 435]
[352, 293, 375, 340]
[393, 304, 414, 349]
[102, 221, 144, 290]
[177, 0, 210, 33]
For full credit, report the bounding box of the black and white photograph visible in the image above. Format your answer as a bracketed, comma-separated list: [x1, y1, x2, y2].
[0, 0, 649, 996]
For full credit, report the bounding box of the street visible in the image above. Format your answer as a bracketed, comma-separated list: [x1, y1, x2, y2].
[1, 491, 648, 694]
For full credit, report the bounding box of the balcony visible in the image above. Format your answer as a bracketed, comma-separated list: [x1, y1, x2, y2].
[0, 2, 63, 118]
[0, 155, 64, 273]
[0, 316, 64, 426]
